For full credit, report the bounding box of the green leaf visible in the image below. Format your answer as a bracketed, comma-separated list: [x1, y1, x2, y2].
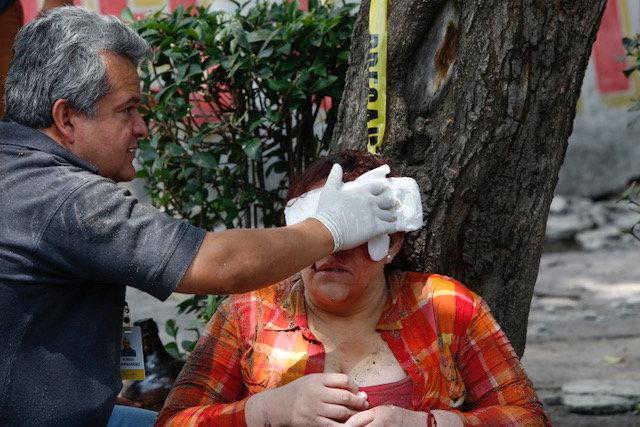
[622, 37, 636, 51]
[256, 66, 273, 79]
[266, 79, 290, 92]
[243, 138, 262, 160]
[166, 143, 185, 156]
[187, 63, 203, 79]
[120, 7, 134, 23]
[181, 340, 197, 352]
[183, 28, 199, 40]
[165, 319, 179, 338]
[164, 342, 181, 359]
[176, 63, 189, 80]
[337, 50, 350, 61]
[135, 169, 149, 179]
[266, 108, 283, 123]
[277, 43, 292, 55]
[221, 53, 239, 71]
[310, 75, 338, 92]
[137, 147, 157, 162]
[205, 294, 218, 319]
[257, 46, 274, 58]
[246, 29, 273, 43]
[192, 152, 218, 169]
[249, 117, 266, 132]
[139, 28, 160, 38]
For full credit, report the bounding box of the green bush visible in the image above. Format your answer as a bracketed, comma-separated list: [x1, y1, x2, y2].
[623, 35, 640, 120]
[622, 35, 640, 242]
[128, 0, 356, 357]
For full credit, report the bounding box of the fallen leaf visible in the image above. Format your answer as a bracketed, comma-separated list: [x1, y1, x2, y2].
[602, 355, 626, 364]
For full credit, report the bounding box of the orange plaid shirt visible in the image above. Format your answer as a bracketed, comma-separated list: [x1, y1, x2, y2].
[157, 272, 550, 426]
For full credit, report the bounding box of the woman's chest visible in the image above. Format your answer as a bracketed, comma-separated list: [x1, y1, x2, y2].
[240, 329, 466, 409]
[320, 333, 407, 386]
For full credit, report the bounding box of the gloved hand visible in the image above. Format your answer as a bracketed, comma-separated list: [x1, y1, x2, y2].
[312, 163, 399, 252]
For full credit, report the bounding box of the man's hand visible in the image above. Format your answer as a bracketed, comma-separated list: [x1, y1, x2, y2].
[313, 164, 398, 252]
[245, 373, 369, 427]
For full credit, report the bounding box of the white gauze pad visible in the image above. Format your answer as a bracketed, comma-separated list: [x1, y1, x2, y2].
[284, 171, 423, 261]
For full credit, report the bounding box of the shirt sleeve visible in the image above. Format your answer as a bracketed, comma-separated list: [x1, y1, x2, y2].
[454, 298, 551, 426]
[35, 178, 205, 300]
[156, 299, 249, 427]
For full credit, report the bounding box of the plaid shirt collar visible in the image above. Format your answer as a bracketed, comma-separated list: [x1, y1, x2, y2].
[264, 272, 406, 332]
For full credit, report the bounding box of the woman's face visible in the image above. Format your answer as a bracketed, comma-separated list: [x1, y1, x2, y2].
[301, 243, 387, 308]
[297, 177, 403, 311]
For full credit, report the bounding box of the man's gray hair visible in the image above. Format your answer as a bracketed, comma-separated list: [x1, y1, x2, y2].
[4, 6, 151, 128]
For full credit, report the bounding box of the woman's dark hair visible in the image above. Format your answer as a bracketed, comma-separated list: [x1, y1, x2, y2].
[287, 149, 398, 201]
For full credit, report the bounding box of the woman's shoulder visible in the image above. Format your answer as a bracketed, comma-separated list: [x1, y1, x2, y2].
[398, 271, 478, 300]
[227, 279, 293, 305]
[395, 271, 481, 321]
[223, 278, 296, 323]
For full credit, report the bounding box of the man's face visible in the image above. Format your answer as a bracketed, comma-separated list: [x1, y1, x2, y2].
[69, 53, 147, 182]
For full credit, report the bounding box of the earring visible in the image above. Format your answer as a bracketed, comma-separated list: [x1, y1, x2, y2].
[386, 255, 393, 262]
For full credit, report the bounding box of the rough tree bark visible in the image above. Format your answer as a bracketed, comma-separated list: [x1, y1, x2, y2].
[331, 0, 607, 356]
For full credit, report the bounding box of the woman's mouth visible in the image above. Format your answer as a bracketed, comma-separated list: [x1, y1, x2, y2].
[312, 262, 348, 273]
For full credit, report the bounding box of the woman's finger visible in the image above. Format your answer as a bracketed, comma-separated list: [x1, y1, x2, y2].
[318, 402, 359, 422]
[320, 372, 359, 393]
[323, 386, 369, 411]
[315, 416, 347, 427]
[345, 408, 376, 427]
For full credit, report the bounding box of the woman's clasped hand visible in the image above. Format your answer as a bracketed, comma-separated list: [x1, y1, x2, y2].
[245, 373, 367, 426]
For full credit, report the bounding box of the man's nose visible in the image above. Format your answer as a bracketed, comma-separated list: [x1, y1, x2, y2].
[133, 112, 148, 138]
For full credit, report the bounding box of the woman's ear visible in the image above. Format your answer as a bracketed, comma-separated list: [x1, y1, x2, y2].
[50, 98, 75, 144]
[385, 232, 404, 264]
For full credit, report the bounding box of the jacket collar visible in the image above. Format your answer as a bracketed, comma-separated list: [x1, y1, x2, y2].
[0, 119, 99, 174]
[264, 272, 406, 332]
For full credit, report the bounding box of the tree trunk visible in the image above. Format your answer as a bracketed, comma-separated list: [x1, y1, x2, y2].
[331, 0, 607, 357]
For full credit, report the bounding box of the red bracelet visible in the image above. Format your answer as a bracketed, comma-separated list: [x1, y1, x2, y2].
[426, 410, 437, 427]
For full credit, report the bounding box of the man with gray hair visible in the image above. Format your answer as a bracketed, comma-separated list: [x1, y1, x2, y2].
[0, 6, 400, 426]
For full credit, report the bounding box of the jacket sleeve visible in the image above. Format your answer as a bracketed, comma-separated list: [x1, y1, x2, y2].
[454, 298, 551, 426]
[156, 299, 249, 427]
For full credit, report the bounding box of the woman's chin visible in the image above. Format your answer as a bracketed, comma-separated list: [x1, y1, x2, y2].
[312, 281, 351, 304]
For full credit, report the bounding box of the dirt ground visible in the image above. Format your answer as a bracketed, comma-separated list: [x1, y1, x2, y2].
[127, 246, 640, 425]
[521, 247, 640, 426]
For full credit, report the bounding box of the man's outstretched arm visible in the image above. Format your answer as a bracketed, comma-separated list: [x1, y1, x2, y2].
[176, 164, 399, 295]
[176, 218, 332, 295]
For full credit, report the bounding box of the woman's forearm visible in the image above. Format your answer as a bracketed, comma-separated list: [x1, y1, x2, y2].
[155, 398, 250, 426]
[453, 405, 549, 426]
[245, 389, 286, 427]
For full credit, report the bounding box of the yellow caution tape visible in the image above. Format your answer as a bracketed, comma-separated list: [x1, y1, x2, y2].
[366, 0, 388, 154]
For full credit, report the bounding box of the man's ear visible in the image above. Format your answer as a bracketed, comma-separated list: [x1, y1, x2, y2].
[50, 99, 76, 144]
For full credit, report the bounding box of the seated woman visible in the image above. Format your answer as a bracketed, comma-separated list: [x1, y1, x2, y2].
[157, 150, 550, 427]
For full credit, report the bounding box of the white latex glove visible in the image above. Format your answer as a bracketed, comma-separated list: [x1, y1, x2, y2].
[351, 165, 394, 261]
[312, 164, 398, 252]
